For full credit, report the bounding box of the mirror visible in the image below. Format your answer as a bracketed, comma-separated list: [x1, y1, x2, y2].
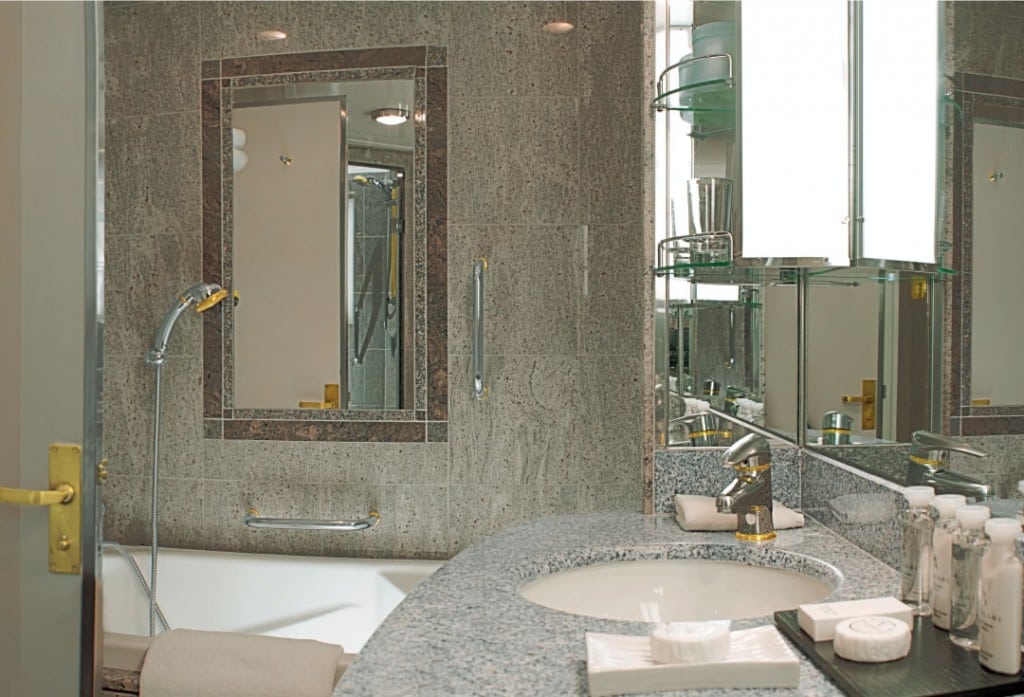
[202, 46, 448, 442]
[655, 0, 946, 450]
[947, 75, 1024, 439]
[231, 78, 415, 410]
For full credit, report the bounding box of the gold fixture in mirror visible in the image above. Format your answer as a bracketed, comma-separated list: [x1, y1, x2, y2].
[841, 379, 877, 431]
[299, 384, 341, 410]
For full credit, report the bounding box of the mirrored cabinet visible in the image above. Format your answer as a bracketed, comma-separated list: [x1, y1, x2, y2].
[654, 0, 948, 453]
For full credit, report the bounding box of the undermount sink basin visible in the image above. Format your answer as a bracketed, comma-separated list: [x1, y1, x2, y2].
[519, 557, 839, 623]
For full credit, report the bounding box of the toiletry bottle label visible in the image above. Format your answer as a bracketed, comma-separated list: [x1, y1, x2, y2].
[932, 534, 953, 629]
[980, 561, 1023, 674]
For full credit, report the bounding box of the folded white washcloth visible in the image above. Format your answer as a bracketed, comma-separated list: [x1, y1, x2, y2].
[683, 397, 711, 415]
[674, 494, 805, 531]
[140, 629, 344, 697]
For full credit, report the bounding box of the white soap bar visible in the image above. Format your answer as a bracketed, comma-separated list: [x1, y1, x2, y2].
[798, 596, 913, 642]
[833, 616, 912, 663]
[649, 622, 731, 664]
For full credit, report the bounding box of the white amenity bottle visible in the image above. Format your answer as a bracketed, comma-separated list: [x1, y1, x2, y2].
[931, 494, 967, 630]
[901, 486, 936, 615]
[950, 505, 992, 649]
[979, 518, 1023, 674]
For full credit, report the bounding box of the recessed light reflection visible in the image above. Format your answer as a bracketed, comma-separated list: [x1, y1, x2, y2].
[257, 29, 288, 41]
[371, 107, 410, 126]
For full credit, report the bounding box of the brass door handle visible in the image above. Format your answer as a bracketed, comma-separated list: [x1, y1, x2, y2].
[840, 379, 877, 431]
[0, 482, 74, 506]
[299, 383, 340, 409]
[0, 443, 82, 574]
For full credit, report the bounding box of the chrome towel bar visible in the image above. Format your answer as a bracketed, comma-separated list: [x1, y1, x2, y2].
[243, 508, 380, 531]
[472, 256, 487, 400]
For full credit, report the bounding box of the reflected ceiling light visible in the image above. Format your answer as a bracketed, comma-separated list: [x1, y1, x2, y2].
[256, 29, 288, 41]
[371, 107, 410, 126]
[542, 20, 574, 34]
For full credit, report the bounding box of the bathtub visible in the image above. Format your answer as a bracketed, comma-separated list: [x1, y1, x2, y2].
[102, 546, 442, 672]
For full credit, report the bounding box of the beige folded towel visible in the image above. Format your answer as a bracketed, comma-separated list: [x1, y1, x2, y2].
[674, 494, 805, 531]
[140, 629, 344, 697]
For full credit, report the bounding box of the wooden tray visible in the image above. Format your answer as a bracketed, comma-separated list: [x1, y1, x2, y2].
[774, 610, 1024, 696]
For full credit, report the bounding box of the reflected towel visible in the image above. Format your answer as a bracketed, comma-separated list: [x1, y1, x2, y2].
[140, 629, 344, 697]
[675, 494, 805, 531]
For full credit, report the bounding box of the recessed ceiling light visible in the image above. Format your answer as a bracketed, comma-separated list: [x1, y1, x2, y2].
[542, 20, 574, 34]
[257, 29, 288, 41]
[370, 108, 410, 126]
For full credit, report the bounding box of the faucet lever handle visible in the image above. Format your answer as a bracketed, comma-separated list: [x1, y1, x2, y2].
[724, 433, 770, 468]
[910, 431, 988, 461]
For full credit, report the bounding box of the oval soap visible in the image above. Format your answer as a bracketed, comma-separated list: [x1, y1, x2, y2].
[833, 616, 911, 663]
[649, 621, 731, 664]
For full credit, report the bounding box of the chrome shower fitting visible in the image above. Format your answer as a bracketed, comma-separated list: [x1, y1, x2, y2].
[146, 283, 229, 365]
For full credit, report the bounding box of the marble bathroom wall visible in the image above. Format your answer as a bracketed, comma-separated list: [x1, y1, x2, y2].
[102, 1, 651, 558]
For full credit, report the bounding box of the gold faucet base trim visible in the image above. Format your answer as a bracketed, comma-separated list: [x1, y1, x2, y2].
[736, 530, 777, 542]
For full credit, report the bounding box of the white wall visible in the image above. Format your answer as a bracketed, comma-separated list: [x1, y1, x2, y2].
[233, 100, 341, 408]
[764, 281, 880, 438]
[0, 3, 23, 693]
[18, 3, 86, 694]
[971, 122, 1024, 405]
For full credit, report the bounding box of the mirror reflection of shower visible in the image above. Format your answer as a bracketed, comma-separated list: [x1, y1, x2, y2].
[348, 164, 403, 410]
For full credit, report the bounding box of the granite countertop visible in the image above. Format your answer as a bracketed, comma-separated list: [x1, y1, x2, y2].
[334, 512, 900, 697]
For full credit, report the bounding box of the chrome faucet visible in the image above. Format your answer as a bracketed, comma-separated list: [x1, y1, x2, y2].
[716, 433, 775, 542]
[906, 431, 991, 501]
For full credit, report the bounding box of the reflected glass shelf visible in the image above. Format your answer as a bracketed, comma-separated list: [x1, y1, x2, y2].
[652, 79, 735, 113]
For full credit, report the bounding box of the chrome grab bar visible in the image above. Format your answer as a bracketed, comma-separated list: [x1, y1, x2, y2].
[472, 257, 487, 400]
[243, 508, 380, 531]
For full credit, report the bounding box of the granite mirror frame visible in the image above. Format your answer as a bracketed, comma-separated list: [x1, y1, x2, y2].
[947, 72, 1024, 438]
[202, 46, 448, 443]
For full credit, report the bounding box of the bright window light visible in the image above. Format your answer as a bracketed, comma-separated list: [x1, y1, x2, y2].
[861, 0, 938, 264]
[741, 0, 849, 265]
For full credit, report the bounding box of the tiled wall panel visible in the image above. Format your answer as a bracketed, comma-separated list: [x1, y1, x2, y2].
[102, 1, 649, 558]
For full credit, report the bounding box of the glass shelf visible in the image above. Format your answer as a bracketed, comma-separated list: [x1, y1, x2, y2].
[652, 53, 736, 136]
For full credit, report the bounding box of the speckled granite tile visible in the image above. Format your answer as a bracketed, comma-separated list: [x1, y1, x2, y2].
[103, 354, 204, 479]
[102, 667, 140, 694]
[448, 97, 581, 225]
[449, 355, 580, 489]
[203, 438, 319, 482]
[198, 479, 261, 554]
[654, 444, 801, 513]
[201, 2, 451, 60]
[578, 1, 645, 100]
[106, 112, 201, 238]
[102, 475, 152, 546]
[802, 450, 905, 569]
[222, 419, 425, 443]
[199, 1, 299, 60]
[154, 477, 206, 549]
[447, 2, 579, 98]
[582, 98, 644, 226]
[426, 421, 448, 443]
[580, 225, 645, 354]
[335, 513, 899, 697]
[104, 233, 203, 359]
[315, 441, 446, 487]
[448, 224, 582, 356]
[578, 354, 644, 484]
[105, 1, 200, 119]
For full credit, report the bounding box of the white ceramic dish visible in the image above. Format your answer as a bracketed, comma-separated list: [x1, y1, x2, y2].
[585, 625, 800, 696]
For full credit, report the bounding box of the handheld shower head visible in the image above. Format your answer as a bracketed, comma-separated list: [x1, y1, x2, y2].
[146, 283, 230, 365]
